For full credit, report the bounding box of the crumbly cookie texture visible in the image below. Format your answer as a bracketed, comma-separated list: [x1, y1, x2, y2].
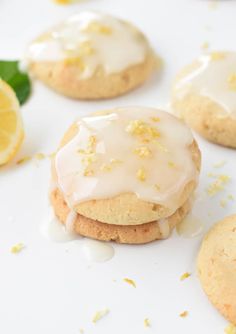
[197, 215, 236, 325]
[50, 188, 191, 244]
[29, 53, 156, 99]
[172, 93, 236, 148]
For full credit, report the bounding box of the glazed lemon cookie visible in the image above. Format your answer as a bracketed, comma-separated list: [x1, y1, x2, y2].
[50, 107, 201, 244]
[197, 215, 236, 325]
[24, 11, 157, 99]
[172, 51, 236, 148]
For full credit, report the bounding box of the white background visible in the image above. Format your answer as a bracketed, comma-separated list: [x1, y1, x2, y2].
[0, 0, 236, 333]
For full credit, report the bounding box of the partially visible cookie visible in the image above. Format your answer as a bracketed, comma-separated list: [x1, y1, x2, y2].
[172, 51, 236, 148]
[25, 11, 157, 99]
[197, 215, 236, 325]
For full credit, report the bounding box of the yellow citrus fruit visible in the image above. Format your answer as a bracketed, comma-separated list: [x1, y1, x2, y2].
[0, 79, 24, 165]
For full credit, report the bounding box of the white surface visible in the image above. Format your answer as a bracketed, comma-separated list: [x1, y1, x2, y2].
[0, 0, 236, 333]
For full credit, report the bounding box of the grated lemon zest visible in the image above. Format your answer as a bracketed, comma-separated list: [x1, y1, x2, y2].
[180, 272, 191, 281]
[220, 199, 227, 208]
[168, 161, 176, 168]
[228, 73, 236, 91]
[83, 22, 112, 35]
[155, 184, 160, 191]
[10, 243, 25, 254]
[53, 0, 72, 4]
[206, 174, 230, 196]
[92, 308, 109, 323]
[210, 52, 226, 61]
[225, 324, 236, 334]
[16, 156, 31, 165]
[123, 278, 136, 288]
[133, 146, 152, 158]
[179, 311, 188, 318]
[126, 120, 160, 142]
[35, 153, 46, 160]
[201, 41, 209, 50]
[150, 116, 160, 122]
[144, 318, 151, 327]
[136, 168, 146, 182]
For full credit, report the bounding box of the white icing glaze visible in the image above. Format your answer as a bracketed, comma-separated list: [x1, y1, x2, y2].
[41, 207, 78, 242]
[158, 219, 170, 239]
[18, 59, 29, 73]
[176, 214, 203, 238]
[55, 107, 198, 215]
[25, 11, 150, 79]
[173, 51, 236, 118]
[65, 210, 77, 233]
[81, 239, 114, 262]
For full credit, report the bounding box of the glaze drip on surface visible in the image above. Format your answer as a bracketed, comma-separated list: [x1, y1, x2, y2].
[54, 107, 198, 214]
[26, 11, 150, 79]
[81, 239, 114, 262]
[173, 51, 236, 117]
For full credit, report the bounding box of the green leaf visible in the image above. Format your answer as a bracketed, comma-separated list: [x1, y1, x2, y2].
[0, 60, 31, 105]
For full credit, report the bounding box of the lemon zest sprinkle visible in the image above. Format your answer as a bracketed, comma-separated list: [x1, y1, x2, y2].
[155, 184, 160, 191]
[228, 73, 236, 91]
[136, 168, 146, 182]
[180, 272, 191, 281]
[53, 0, 72, 4]
[123, 278, 136, 288]
[220, 199, 227, 208]
[206, 174, 230, 196]
[64, 57, 85, 70]
[144, 318, 151, 327]
[92, 309, 109, 323]
[179, 311, 188, 318]
[133, 146, 152, 158]
[16, 156, 31, 165]
[225, 324, 236, 334]
[210, 52, 226, 61]
[201, 41, 209, 50]
[10, 243, 25, 254]
[126, 120, 160, 142]
[168, 161, 176, 168]
[35, 153, 46, 160]
[150, 116, 160, 122]
[84, 22, 112, 35]
[83, 168, 94, 177]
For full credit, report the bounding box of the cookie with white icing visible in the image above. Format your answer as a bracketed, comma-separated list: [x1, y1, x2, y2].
[50, 107, 201, 244]
[25, 11, 157, 99]
[197, 215, 236, 325]
[172, 51, 236, 148]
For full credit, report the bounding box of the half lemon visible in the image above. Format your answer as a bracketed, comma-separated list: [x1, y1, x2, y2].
[0, 79, 24, 165]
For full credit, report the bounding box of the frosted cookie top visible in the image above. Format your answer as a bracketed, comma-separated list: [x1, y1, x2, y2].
[173, 51, 236, 118]
[54, 107, 199, 213]
[26, 11, 151, 79]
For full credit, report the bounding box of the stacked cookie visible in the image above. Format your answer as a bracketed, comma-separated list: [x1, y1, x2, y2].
[50, 107, 201, 244]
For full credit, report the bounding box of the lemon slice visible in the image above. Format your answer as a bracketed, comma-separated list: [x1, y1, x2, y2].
[0, 79, 24, 165]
